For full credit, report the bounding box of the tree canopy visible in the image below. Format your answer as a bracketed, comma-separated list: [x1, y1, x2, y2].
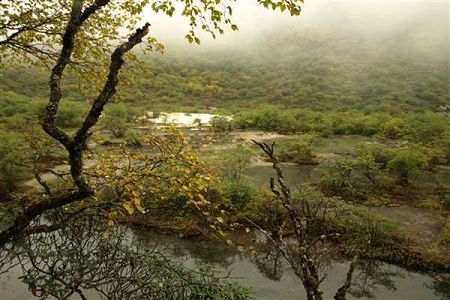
[0, 0, 304, 249]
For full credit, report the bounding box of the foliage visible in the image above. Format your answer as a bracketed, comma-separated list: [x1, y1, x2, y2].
[354, 142, 385, 185]
[213, 147, 253, 181]
[354, 142, 435, 187]
[0, 90, 45, 126]
[100, 103, 137, 138]
[12, 215, 251, 299]
[379, 117, 407, 139]
[241, 191, 286, 233]
[92, 128, 213, 217]
[0, 132, 31, 197]
[331, 112, 385, 136]
[211, 115, 234, 132]
[379, 112, 449, 145]
[386, 146, 428, 186]
[54, 100, 89, 128]
[219, 180, 255, 211]
[318, 158, 365, 201]
[277, 134, 318, 164]
[440, 217, 450, 247]
[234, 106, 301, 134]
[124, 129, 143, 147]
[333, 206, 413, 263]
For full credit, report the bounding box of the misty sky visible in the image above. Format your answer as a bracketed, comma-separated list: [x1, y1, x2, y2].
[141, 0, 449, 52]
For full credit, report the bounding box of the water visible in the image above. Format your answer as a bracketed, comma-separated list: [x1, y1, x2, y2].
[130, 229, 448, 300]
[0, 227, 448, 300]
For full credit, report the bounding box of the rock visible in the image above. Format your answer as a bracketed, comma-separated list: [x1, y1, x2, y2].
[86, 141, 98, 150]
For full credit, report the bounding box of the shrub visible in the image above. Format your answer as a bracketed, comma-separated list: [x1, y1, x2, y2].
[440, 217, 450, 246]
[379, 117, 407, 139]
[211, 115, 233, 132]
[55, 100, 89, 128]
[334, 205, 409, 258]
[214, 147, 253, 181]
[318, 158, 366, 201]
[0, 132, 31, 197]
[101, 103, 137, 137]
[386, 146, 427, 186]
[277, 134, 318, 164]
[220, 180, 255, 211]
[241, 191, 285, 232]
[354, 142, 386, 185]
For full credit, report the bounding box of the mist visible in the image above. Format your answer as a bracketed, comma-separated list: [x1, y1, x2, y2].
[142, 0, 448, 60]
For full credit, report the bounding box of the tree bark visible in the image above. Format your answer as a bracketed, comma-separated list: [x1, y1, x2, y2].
[0, 0, 150, 248]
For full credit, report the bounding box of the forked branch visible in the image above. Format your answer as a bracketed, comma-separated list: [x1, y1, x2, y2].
[0, 0, 150, 247]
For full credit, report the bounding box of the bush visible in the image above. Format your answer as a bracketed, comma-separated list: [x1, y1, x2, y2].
[0, 132, 31, 197]
[241, 191, 285, 232]
[125, 129, 142, 147]
[54, 100, 89, 128]
[318, 158, 366, 201]
[277, 134, 318, 164]
[101, 103, 137, 137]
[354, 142, 386, 185]
[211, 115, 233, 132]
[440, 217, 450, 246]
[334, 205, 410, 258]
[233, 106, 313, 134]
[331, 111, 384, 136]
[379, 117, 407, 139]
[220, 180, 255, 211]
[386, 146, 427, 186]
[214, 147, 253, 181]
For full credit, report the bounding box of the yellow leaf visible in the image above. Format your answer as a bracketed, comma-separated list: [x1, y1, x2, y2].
[198, 193, 206, 202]
[123, 202, 134, 214]
[133, 197, 146, 214]
[217, 216, 224, 224]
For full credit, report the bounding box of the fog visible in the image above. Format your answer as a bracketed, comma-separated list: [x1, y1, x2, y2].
[142, 0, 448, 58]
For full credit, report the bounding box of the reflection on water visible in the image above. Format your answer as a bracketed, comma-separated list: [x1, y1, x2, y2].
[130, 228, 447, 300]
[0, 222, 448, 300]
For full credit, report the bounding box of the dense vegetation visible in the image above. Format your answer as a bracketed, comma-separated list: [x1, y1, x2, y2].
[0, 5, 449, 298]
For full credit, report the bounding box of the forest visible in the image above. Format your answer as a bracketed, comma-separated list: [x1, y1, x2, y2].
[0, 0, 449, 299]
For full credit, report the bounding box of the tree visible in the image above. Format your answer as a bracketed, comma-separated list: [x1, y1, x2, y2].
[0, 2, 304, 297]
[5, 214, 250, 299]
[251, 140, 358, 300]
[318, 158, 363, 201]
[354, 142, 384, 186]
[0, 0, 304, 247]
[386, 147, 427, 186]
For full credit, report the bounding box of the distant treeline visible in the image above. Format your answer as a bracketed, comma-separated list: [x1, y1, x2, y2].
[1, 28, 448, 114]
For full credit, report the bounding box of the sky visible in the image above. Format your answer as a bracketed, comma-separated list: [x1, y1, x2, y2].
[141, 0, 449, 51]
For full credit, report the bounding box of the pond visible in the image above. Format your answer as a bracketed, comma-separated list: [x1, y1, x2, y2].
[130, 229, 448, 300]
[1, 227, 448, 300]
